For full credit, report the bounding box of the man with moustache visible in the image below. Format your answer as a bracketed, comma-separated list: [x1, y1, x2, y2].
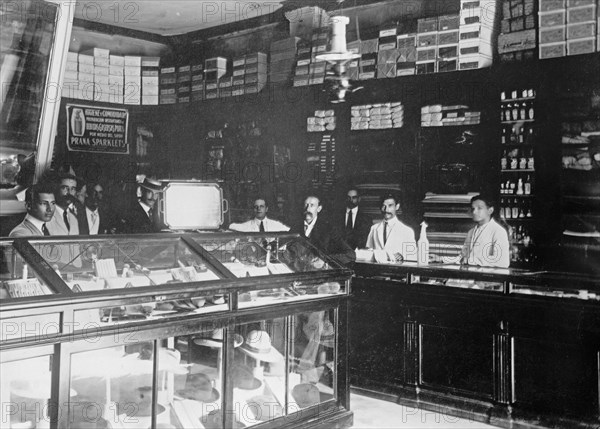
[229, 197, 289, 232]
[9, 183, 56, 237]
[297, 195, 355, 266]
[366, 193, 417, 262]
[78, 182, 112, 235]
[341, 188, 372, 249]
[123, 178, 165, 233]
[46, 174, 80, 235]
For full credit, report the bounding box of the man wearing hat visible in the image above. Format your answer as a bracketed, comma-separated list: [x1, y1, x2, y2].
[123, 178, 165, 233]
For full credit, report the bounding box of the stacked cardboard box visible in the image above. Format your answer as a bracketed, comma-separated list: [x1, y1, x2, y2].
[205, 57, 227, 99]
[307, 110, 336, 132]
[80, 48, 111, 103]
[141, 57, 160, 105]
[109, 55, 124, 104]
[421, 104, 481, 127]
[294, 28, 328, 86]
[458, 0, 499, 70]
[416, 17, 438, 74]
[377, 26, 399, 78]
[62, 51, 79, 99]
[159, 65, 177, 105]
[351, 102, 404, 130]
[359, 38, 378, 80]
[346, 40, 361, 80]
[243, 52, 267, 94]
[191, 64, 204, 102]
[270, 37, 299, 84]
[396, 34, 417, 75]
[123, 56, 141, 105]
[437, 14, 460, 72]
[498, 0, 537, 61]
[77, 53, 95, 101]
[177, 65, 191, 103]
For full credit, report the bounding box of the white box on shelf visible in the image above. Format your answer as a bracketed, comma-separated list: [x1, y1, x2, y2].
[65, 61, 78, 71]
[94, 66, 109, 76]
[67, 51, 78, 62]
[458, 53, 493, 69]
[142, 95, 159, 105]
[110, 55, 124, 66]
[124, 66, 141, 76]
[78, 54, 94, 65]
[78, 72, 94, 82]
[94, 56, 109, 67]
[80, 47, 109, 58]
[109, 65, 123, 76]
[124, 55, 142, 67]
[78, 63, 94, 75]
[94, 75, 109, 85]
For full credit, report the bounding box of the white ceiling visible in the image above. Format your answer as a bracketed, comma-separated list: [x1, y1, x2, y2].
[74, 1, 285, 36]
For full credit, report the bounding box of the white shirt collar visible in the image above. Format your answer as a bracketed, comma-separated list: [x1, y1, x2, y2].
[86, 206, 99, 215]
[25, 214, 46, 232]
[304, 216, 317, 237]
[384, 216, 399, 226]
[346, 206, 358, 214]
[139, 201, 151, 216]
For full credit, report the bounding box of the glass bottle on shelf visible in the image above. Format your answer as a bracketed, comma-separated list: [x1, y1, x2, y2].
[520, 102, 527, 120]
[512, 199, 519, 219]
[505, 200, 512, 219]
[512, 103, 519, 121]
[501, 150, 508, 170]
[518, 124, 525, 143]
[505, 103, 512, 121]
[524, 175, 531, 195]
[501, 127, 507, 144]
[516, 178, 524, 195]
[509, 180, 516, 194]
[510, 150, 518, 170]
[528, 101, 535, 120]
[527, 149, 534, 170]
[519, 151, 527, 170]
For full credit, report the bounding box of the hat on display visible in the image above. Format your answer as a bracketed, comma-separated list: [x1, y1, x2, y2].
[240, 330, 284, 363]
[139, 177, 164, 192]
[176, 372, 220, 402]
[247, 395, 284, 421]
[193, 329, 243, 348]
[202, 409, 246, 429]
[291, 383, 321, 408]
[231, 364, 262, 390]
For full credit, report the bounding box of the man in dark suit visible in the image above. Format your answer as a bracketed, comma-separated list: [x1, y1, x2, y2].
[78, 182, 113, 235]
[341, 188, 372, 249]
[123, 178, 165, 233]
[295, 195, 355, 266]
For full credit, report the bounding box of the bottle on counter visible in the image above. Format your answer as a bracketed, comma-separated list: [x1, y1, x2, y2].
[418, 221, 429, 266]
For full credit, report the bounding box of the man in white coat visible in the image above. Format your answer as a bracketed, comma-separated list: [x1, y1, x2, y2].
[229, 198, 289, 232]
[366, 193, 417, 262]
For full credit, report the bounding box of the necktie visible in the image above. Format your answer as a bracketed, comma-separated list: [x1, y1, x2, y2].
[304, 222, 309, 237]
[91, 211, 98, 226]
[346, 211, 353, 230]
[63, 210, 70, 232]
[147, 207, 153, 220]
[42, 223, 49, 236]
[383, 221, 387, 245]
[259, 220, 265, 232]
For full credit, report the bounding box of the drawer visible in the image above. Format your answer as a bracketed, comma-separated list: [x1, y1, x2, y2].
[418, 17, 438, 33]
[417, 33, 438, 47]
[438, 45, 459, 58]
[539, 9, 566, 27]
[567, 37, 596, 54]
[567, 21, 596, 39]
[539, 0, 565, 12]
[567, 5, 597, 23]
[438, 14, 460, 30]
[416, 61, 437, 74]
[539, 25, 566, 43]
[438, 30, 459, 45]
[438, 58, 458, 72]
[417, 47, 437, 61]
[539, 41, 566, 58]
[567, 0, 596, 7]
[458, 54, 493, 69]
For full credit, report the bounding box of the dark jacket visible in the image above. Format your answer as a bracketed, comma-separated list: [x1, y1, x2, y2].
[295, 217, 355, 266]
[77, 207, 113, 235]
[340, 208, 372, 249]
[123, 202, 165, 234]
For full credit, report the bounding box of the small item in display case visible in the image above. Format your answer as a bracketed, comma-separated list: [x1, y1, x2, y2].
[240, 330, 284, 363]
[247, 395, 284, 421]
[292, 383, 321, 408]
[177, 373, 220, 402]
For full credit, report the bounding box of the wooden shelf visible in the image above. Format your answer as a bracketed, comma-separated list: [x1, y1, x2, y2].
[501, 194, 535, 198]
[500, 96, 536, 103]
[501, 169, 535, 173]
[501, 119, 535, 124]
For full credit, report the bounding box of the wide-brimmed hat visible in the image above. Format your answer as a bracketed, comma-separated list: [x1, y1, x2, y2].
[139, 177, 163, 192]
[247, 395, 283, 421]
[240, 330, 284, 363]
[231, 364, 262, 390]
[193, 329, 243, 348]
[291, 383, 321, 408]
[202, 408, 245, 429]
[176, 372, 219, 402]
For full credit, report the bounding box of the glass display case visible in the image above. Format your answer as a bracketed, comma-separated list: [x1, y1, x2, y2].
[0, 233, 353, 429]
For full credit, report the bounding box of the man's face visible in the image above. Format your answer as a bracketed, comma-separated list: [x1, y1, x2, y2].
[86, 184, 103, 210]
[57, 178, 77, 207]
[381, 198, 399, 220]
[304, 197, 321, 223]
[141, 189, 156, 208]
[28, 193, 56, 222]
[346, 190, 359, 209]
[254, 199, 268, 220]
[470, 199, 493, 224]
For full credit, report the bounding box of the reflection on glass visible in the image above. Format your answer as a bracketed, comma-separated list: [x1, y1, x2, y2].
[28, 238, 220, 292]
[194, 235, 338, 278]
[1, 355, 52, 428]
[412, 275, 504, 292]
[161, 334, 223, 428]
[289, 311, 336, 411]
[230, 319, 286, 427]
[74, 294, 229, 327]
[0, 243, 54, 299]
[70, 343, 159, 428]
[238, 280, 345, 308]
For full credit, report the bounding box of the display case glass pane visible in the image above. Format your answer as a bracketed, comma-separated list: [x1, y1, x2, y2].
[192, 234, 343, 278]
[289, 311, 336, 411]
[229, 319, 287, 427]
[510, 282, 600, 301]
[238, 279, 346, 308]
[1, 355, 53, 428]
[412, 274, 504, 292]
[27, 236, 221, 292]
[0, 241, 55, 299]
